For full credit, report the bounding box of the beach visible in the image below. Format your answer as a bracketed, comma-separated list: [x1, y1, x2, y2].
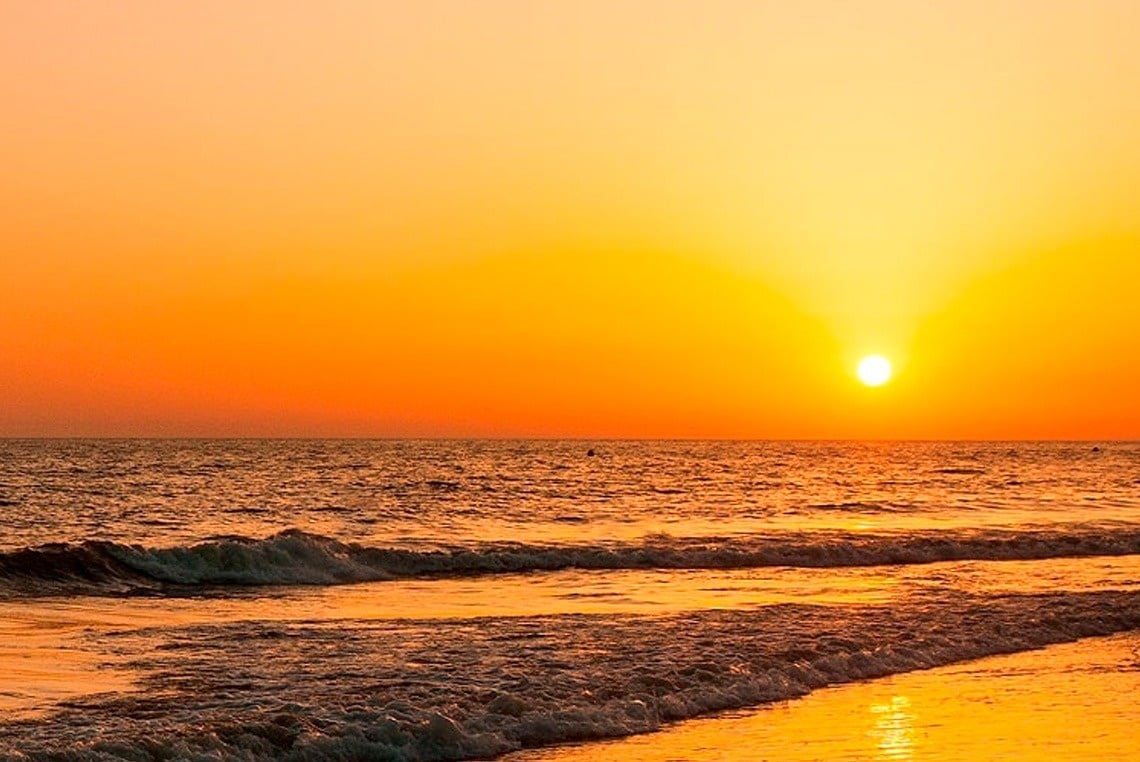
[7, 1, 1140, 757]
[0, 440, 1137, 759]
[516, 633, 1140, 761]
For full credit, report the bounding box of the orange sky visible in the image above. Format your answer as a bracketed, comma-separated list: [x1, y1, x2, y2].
[2, 1, 1138, 438]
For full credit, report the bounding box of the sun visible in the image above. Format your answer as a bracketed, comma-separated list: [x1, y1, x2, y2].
[857, 355, 892, 387]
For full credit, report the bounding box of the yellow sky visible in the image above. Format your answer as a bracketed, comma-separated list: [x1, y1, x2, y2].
[2, 1, 1138, 437]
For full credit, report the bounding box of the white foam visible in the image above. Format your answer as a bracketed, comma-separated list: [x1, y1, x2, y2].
[2, 589, 1139, 759]
[6, 526, 1140, 597]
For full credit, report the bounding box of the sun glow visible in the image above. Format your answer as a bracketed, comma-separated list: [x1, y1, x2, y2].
[857, 355, 893, 387]
[2, 3, 1140, 438]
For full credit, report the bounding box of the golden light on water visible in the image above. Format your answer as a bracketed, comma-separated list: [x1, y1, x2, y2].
[857, 355, 893, 387]
[871, 695, 915, 760]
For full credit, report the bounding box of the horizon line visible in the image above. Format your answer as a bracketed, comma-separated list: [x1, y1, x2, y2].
[1, 436, 1134, 444]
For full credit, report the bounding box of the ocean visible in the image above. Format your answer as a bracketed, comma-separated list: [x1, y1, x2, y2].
[1, 440, 1138, 759]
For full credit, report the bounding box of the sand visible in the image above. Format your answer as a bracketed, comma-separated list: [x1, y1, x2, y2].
[514, 632, 1140, 761]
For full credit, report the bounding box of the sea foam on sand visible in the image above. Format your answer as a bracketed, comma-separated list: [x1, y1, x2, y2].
[514, 632, 1140, 761]
[2, 589, 1139, 760]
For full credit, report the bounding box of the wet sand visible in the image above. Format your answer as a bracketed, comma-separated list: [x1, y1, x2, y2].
[515, 632, 1140, 761]
[0, 609, 135, 719]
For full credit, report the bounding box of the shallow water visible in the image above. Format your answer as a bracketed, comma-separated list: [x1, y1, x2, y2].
[515, 633, 1140, 761]
[0, 440, 1137, 758]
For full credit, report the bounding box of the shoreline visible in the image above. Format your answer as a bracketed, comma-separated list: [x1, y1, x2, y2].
[514, 632, 1140, 761]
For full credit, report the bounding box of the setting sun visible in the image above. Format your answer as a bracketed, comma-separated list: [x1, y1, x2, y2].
[857, 355, 893, 387]
[2, 4, 1140, 761]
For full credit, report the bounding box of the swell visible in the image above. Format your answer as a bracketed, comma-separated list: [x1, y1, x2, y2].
[4, 526, 1140, 597]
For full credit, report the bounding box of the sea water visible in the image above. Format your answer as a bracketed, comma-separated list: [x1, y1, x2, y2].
[0, 440, 1137, 758]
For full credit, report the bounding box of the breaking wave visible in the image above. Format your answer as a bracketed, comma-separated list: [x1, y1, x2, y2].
[4, 526, 1140, 597]
[4, 590, 1140, 759]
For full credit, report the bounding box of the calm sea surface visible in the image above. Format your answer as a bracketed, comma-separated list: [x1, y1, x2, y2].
[0, 440, 1138, 759]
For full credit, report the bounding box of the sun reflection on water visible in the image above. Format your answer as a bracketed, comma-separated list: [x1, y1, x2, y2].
[870, 695, 915, 760]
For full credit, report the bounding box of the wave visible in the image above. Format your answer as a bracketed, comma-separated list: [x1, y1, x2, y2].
[4, 526, 1140, 597]
[5, 590, 1140, 759]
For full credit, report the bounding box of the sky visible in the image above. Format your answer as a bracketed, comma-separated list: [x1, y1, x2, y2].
[2, 1, 1138, 438]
